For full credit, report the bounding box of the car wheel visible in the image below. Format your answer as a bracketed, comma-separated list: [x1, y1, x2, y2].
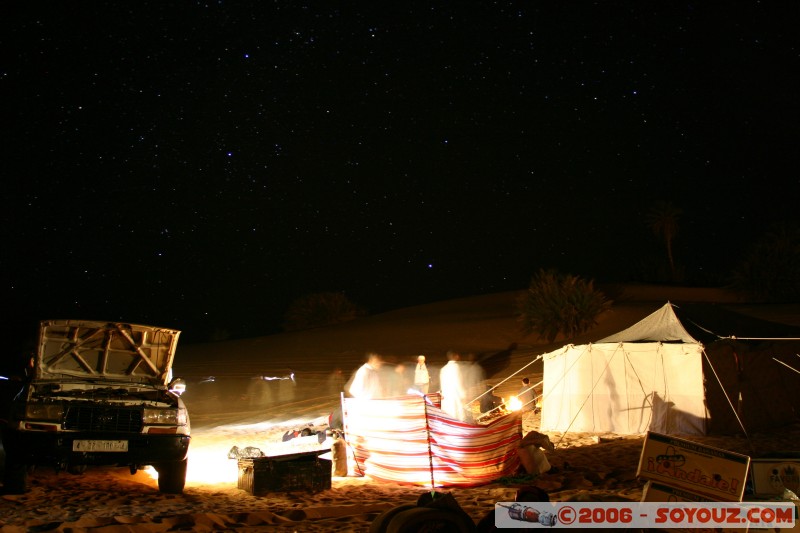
[386, 507, 476, 533]
[368, 504, 417, 533]
[156, 458, 187, 494]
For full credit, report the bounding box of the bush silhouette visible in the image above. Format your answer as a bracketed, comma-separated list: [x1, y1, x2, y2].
[516, 269, 611, 342]
[283, 292, 366, 331]
[729, 224, 800, 303]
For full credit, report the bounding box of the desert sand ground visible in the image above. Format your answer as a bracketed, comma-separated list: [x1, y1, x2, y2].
[1, 285, 798, 531]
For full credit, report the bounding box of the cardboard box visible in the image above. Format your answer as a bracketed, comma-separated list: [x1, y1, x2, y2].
[641, 480, 716, 502]
[645, 492, 799, 533]
[643, 484, 800, 533]
[749, 456, 800, 496]
[637, 432, 750, 501]
[238, 450, 331, 495]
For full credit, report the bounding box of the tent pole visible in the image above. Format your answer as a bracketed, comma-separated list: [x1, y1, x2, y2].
[340, 392, 365, 476]
[773, 357, 800, 375]
[423, 397, 436, 492]
[701, 350, 751, 445]
[468, 354, 544, 408]
[475, 379, 543, 419]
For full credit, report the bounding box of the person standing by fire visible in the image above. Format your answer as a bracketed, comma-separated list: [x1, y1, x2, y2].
[519, 377, 535, 413]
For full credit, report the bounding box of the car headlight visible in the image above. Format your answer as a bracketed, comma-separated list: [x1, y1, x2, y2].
[168, 378, 186, 395]
[25, 403, 64, 421]
[143, 407, 187, 426]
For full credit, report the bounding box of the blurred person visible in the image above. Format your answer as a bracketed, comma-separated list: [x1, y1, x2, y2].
[328, 367, 346, 396]
[439, 351, 470, 422]
[479, 384, 503, 414]
[385, 361, 411, 396]
[348, 352, 384, 399]
[247, 376, 272, 408]
[413, 355, 430, 394]
[518, 377, 535, 413]
[462, 352, 485, 404]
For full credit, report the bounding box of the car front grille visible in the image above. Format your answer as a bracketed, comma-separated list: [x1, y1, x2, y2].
[64, 406, 144, 433]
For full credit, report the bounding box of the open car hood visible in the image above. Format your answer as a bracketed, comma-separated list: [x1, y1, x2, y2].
[36, 319, 181, 386]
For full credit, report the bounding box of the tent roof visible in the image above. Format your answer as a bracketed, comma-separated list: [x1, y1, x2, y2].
[598, 303, 698, 344]
[598, 302, 800, 345]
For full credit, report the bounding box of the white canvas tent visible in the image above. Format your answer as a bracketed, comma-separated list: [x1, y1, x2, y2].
[541, 303, 707, 435]
[540, 302, 800, 436]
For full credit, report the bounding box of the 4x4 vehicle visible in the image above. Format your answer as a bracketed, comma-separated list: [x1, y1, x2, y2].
[1, 320, 190, 494]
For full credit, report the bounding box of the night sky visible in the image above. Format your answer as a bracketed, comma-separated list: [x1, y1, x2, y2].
[3, 2, 799, 344]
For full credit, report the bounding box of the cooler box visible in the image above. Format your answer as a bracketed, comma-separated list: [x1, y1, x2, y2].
[749, 453, 800, 496]
[237, 450, 332, 495]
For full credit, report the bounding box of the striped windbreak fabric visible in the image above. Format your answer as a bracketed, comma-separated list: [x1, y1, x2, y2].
[342, 394, 522, 487]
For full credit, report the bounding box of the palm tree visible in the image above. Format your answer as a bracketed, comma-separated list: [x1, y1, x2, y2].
[516, 269, 611, 342]
[646, 201, 682, 283]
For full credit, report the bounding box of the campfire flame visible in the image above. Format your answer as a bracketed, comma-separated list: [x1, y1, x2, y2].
[506, 395, 522, 411]
[143, 445, 239, 484]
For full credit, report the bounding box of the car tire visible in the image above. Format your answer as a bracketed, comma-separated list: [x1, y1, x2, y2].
[385, 507, 476, 533]
[368, 504, 417, 533]
[156, 458, 187, 494]
[2, 455, 28, 494]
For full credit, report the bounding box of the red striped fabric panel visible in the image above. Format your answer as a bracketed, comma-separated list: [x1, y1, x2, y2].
[343, 395, 522, 487]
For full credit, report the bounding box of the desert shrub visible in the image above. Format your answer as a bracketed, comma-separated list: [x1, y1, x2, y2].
[728, 225, 800, 302]
[516, 269, 612, 342]
[283, 292, 366, 332]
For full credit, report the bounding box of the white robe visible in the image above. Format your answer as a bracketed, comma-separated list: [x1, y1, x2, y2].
[414, 362, 430, 391]
[439, 361, 468, 421]
[348, 363, 383, 399]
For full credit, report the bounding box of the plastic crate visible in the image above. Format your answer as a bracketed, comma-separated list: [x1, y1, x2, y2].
[237, 451, 331, 495]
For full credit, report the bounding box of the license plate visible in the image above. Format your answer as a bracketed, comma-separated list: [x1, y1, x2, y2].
[72, 439, 129, 452]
